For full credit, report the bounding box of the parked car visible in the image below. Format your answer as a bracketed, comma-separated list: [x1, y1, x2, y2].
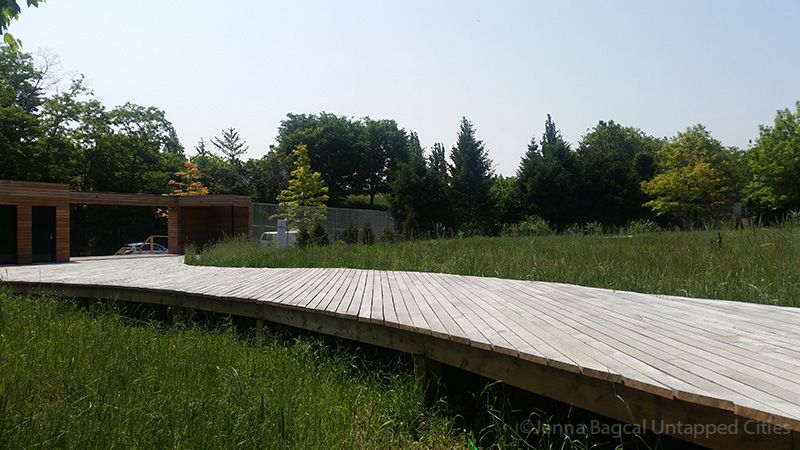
[259, 230, 298, 248]
[124, 242, 168, 255]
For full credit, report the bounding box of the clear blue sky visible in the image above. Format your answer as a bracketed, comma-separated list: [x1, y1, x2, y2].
[12, 0, 800, 175]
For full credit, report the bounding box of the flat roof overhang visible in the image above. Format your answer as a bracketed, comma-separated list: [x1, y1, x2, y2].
[0, 180, 251, 207]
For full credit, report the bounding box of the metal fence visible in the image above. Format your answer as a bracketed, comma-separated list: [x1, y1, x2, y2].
[252, 203, 392, 241]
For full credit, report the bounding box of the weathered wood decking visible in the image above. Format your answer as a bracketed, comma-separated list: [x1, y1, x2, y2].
[2, 255, 799, 449]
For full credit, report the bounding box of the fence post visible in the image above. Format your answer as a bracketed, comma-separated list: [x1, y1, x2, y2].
[276, 219, 287, 248]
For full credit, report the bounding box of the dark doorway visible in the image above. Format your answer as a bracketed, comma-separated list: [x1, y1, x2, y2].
[0, 205, 15, 264]
[32, 206, 56, 263]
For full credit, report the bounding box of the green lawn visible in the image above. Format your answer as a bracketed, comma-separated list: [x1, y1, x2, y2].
[0, 291, 462, 449]
[189, 226, 800, 307]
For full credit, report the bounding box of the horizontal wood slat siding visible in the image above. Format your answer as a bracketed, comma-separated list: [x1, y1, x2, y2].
[1, 180, 251, 263]
[69, 191, 251, 207]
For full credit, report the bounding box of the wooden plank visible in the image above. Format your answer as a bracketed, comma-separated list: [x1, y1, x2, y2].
[4, 256, 800, 450]
[6, 277, 799, 450]
[499, 280, 800, 419]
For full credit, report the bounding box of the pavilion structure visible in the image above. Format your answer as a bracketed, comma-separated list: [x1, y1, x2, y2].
[0, 180, 251, 264]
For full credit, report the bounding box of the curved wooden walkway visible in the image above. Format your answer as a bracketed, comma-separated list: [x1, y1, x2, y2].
[3, 255, 800, 449]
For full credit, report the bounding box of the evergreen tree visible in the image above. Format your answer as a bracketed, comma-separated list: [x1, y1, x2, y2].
[389, 136, 453, 236]
[516, 136, 542, 216]
[449, 117, 494, 232]
[406, 131, 425, 166]
[516, 114, 577, 227]
[429, 142, 448, 177]
[211, 127, 248, 164]
[194, 138, 209, 157]
[244, 148, 291, 203]
[275, 144, 330, 231]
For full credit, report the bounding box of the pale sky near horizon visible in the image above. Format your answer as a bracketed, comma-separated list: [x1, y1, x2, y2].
[11, 0, 800, 175]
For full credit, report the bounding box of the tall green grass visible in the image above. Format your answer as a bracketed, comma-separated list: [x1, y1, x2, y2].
[0, 290, 462, 449]
[190, 226, 800, 307]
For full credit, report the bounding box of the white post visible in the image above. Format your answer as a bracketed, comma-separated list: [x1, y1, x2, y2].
[276, 218, 287, 248]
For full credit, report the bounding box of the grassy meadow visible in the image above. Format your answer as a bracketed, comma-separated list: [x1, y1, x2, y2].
[189, 226, 800, 307]
[0, 291, 464, 449]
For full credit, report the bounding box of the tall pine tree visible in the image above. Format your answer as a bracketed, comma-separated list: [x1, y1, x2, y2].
[211, 127, 249, 164]
[389, 133, 454, 236]
[449, 117, 494, 233]
[429, 142, 448, 178]
[516, 136, 541, 216]
[517, 114, 577, 227]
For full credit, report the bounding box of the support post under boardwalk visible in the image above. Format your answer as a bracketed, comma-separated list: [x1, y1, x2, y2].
[413, 354, 443, 407]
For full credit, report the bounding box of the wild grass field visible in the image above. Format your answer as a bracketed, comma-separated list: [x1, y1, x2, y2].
[1, 291, 653, 449]
[189, 226, 800, 307]
[0, 291, 464, 449]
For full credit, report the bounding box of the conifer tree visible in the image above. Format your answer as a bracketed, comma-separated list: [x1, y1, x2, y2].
[211, 127, 249, 164]
[516, 114, 577, 226]
[449, 117, 494, 232]
[276, 144, 330, 231]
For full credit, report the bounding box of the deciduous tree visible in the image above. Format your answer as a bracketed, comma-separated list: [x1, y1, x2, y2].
[745, 102, 800, 217]
[574, 121, 661, 225]
[361, 118, 408, 207]
[642, 125, 737, 224]
[275, 113, 366, 203]
[0, 0, 42, 50]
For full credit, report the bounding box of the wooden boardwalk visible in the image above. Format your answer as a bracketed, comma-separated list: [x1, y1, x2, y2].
[3, 255, 800, 449]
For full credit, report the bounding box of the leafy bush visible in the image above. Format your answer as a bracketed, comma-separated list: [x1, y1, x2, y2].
[381, 224, 395, 243]
[504, 216, 552, 236]
[311, 223, 330, 246]
[296, 227, 312, 247]
[782, 211, 800, 228]
[341, 222, 359, 245]
[624, 219, 661, 234]
[563, 223, 584, 235]
[361, 222, 375, 245]
[583, 221, 604, 235]
[563, 222, 605, 235]
[402, 210, 418, 240]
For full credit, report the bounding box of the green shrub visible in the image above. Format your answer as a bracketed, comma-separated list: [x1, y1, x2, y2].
[361, 222, 375, 245]
[296, 227, 312, 247]
[381, 224, 395, 243]
[583, 221, 604, 235]
[624, 219, 661, 234]
[504, 216, 552, 236]
[311, 223, 329, 246]
[341, 222, 359, 245]
[402, 210, 418, 240]
[783, 211, 800, 228]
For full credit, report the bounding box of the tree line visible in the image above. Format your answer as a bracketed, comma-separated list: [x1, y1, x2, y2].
[2, 46, 799, 239]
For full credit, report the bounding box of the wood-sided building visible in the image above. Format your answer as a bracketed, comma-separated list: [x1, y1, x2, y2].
[0, 180, 251, 264]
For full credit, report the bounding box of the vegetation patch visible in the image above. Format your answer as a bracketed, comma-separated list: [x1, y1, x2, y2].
[0, 291, 462, 449]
